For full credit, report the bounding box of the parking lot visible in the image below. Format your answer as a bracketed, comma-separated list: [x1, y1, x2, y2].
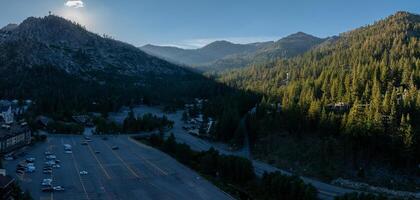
[4, 135, 233, 200]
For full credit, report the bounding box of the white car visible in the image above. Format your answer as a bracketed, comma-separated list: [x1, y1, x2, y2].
[42, 179, 52, 186]
[65, 150, 72, 154]
[4, 156, 14, 161]
[79, 171, 88, 175]
[53, 186, 65, 191]
[52, 164, 61, 168]
[25, 167, 36, 173]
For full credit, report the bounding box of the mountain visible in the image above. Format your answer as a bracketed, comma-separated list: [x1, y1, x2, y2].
[141, 33, 324, 72]
[0, 15, 216, 114]
[141, 40, 263, 67]
[0, 23, 18, 32]
[218, 11, 420, 175]
[0, 15, 187, 76]
[206, 32, 325, 71]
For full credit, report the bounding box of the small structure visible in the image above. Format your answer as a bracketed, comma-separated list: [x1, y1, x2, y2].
[326, 102, 350, 112]
[0, 174, 15, 200]
[0, 123, 31, 153]
[36, 116, 53, 128]
[0, 100, 14, 124]
[72, 115, 93, 126]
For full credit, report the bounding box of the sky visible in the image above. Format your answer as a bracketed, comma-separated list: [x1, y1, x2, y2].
[0, 0, 419, 49]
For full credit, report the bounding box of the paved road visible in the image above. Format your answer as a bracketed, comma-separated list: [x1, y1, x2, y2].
[3, 135, 233, 200]
[109, 105, 355, 200]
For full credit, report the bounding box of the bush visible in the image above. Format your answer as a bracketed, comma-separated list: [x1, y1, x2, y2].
[123, 111, 174, 133]
[335, 193, 398, 200]
[259, 172, 317, 200]
[47, 121, 84, 134]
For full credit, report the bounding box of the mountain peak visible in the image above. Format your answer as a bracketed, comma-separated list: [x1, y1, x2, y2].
[284, 32, 319, 40]
[202, 40, 235, 49]
[385, 11, 420, 23]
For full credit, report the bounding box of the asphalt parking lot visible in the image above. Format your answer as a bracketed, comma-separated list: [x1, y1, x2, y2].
[4, 135, 233, 200]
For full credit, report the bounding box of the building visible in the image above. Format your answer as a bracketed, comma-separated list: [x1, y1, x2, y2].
[0, 123, 31, 154]
[72, 115, 93, 126]
[0, 174, 15, 200]
[326, 102, 350, 112]
[0, 101, 14, 124]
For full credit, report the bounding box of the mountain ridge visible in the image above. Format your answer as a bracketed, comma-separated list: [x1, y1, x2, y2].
[141, 32, 324, 72]
[0, 15, 216, 114]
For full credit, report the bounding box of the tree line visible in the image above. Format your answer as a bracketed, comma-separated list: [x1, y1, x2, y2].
[140, 133, 318, 200]
[217, 12, 420, 170]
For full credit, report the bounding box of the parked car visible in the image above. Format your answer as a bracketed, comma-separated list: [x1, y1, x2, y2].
[42, 187, 53, 192]
[26, 166, 36, 173]
[26, 158, 36, 163]
[112, 146, 119, 150]
[41, 179, 52, 186]
[79, 171, 88, 175]
[53, 186, 65, 191]
[4, 156, 14, 161]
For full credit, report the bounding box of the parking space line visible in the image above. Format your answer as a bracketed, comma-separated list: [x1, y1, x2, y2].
[86, 143, 112, 180]
[70, 137, 91, 200]
[122, 137, 168, 176]
[101, 140, 141, 179]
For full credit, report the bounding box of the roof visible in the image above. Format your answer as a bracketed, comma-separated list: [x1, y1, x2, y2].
[36, 115, 52, 126]
[0, 175, 14, 188]
[0, 123, 30, 140]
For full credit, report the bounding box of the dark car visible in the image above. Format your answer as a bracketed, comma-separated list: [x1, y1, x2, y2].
[42, 187, 54, 192]
[112, 146, 119, 150]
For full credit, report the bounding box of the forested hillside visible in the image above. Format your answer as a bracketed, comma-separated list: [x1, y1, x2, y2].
[0, 15, 225, 117]
[217, 11, 420, 187]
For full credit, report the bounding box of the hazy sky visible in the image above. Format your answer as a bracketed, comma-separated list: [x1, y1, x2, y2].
[0, 0, 419, 48]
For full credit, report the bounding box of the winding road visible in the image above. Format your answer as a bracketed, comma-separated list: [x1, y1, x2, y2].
[109, 105, 356, 200]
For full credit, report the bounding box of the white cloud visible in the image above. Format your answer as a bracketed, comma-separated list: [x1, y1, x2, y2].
[65, 0, 84, 8]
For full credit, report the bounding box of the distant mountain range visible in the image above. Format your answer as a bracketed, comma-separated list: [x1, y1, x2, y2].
[141, 32, 325, 72]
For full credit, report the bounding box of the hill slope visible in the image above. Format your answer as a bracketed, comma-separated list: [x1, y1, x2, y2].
[141, 40, 263, 67]
[207, 32, 325, 71]
[0, 15, 216, 114]
[141, 33, 324, 72]
[218, 11, 420, 181]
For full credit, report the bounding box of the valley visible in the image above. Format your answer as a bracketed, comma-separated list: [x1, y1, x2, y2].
[0, 2, 419, 200]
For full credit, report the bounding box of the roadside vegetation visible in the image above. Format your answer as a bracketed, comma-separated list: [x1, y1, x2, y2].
[94, 111, 173, 134]
[136, 133, 318, 200]
[334, 193, 403, 200]
[45, 121, 84, 134]
[10, 182, 33, 200]
[215, 12, 420, 190]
